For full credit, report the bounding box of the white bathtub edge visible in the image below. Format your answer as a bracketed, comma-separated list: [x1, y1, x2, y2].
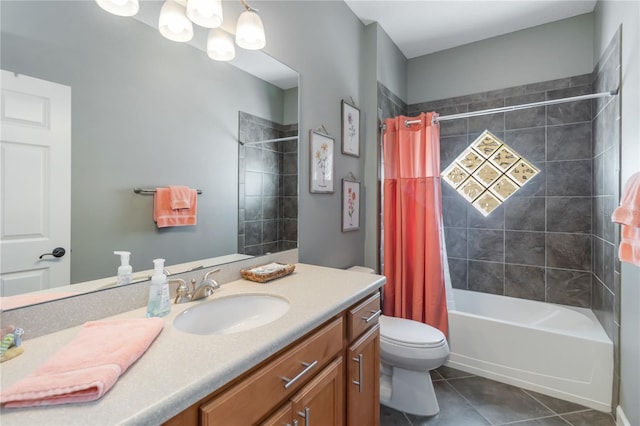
[445, 358, 612, 413]
[616, 406, 631, 426]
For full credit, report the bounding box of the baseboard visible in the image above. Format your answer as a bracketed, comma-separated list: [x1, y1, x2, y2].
[617, 405, 631, 426]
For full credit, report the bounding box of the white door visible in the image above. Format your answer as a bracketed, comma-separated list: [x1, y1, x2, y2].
[0, 70, 71, 297]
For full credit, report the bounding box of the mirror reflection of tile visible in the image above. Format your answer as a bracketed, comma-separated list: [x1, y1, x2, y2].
[442, 130, 539, 216]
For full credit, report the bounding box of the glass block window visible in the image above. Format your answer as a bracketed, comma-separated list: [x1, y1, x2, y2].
[442, 130, 539, 216]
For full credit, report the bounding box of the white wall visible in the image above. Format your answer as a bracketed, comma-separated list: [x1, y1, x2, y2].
[407, 13, 594, 103]
[594, 2, 640, 424]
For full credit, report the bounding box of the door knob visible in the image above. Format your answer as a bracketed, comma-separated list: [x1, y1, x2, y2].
[39, 247, 66, 259]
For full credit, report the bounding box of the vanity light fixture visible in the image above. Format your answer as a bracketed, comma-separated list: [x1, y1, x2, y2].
[207, 29, 236, 61]
[95, 0, 139, 17]
[96, 0, 267, 60]
[159, 0, 194, 42]
[235, 0, 266, 50]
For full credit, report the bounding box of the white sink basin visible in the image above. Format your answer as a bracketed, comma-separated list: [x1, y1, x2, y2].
[173, 294, 290, 335]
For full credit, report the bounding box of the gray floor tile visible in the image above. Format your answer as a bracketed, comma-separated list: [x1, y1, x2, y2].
[380, 405, 411, 426]
[561, 410, 617, 426]
[405, 381, 490, 426]
[448, 376, 554, 424]
[523, 390, 589, 415]
[436, 365, 475, 379]
[502, 415, 572, 425]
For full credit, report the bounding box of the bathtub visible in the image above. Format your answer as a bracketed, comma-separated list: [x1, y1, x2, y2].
[446, 289, 613, 412]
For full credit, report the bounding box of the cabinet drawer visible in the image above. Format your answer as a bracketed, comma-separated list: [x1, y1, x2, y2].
[200, 316, 344, 426]
[347, 292, 381, 341]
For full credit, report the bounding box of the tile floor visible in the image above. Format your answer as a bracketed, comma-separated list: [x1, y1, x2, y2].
[381, 366, 617, 426]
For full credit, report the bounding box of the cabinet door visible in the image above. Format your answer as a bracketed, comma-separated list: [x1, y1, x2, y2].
[347, 325, 380, 426]
[261, 402, 295, 426]
[291, 357, 344, 426]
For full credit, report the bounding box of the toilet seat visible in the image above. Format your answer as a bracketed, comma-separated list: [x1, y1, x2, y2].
[379, 315, 446, 348]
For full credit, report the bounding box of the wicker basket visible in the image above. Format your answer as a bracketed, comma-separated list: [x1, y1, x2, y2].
[240, 263, 295, 283]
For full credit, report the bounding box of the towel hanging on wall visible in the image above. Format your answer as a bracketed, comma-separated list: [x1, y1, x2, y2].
[612, 172, 640, 266]
[154, 187, 197, 228]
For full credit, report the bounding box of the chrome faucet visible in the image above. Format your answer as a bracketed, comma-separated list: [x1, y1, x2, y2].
[171, 269, 221, 304]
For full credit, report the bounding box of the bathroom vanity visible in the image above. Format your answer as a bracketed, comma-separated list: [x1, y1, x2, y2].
[0, 264, 385, 425]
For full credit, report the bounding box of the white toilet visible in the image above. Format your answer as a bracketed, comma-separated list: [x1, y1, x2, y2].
[379, 315, 449, 416]
[346, 266, 450, 416]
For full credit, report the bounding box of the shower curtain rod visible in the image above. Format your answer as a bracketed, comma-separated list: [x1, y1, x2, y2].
[401, 89, 618, 127]
[239, 135, 298, 145]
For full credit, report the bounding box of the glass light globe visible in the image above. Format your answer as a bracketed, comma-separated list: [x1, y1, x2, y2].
[207, 29, 235, 61]
[95, 0, 139, 17]
[159, 0, 194, 42]
[235, 9, 266, 50]
[187, 0, 223, 28]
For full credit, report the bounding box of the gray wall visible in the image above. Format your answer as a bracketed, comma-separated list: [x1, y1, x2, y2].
[594, 1, 640, 424]
[260, 1, 366, 269]
[0, 1, 289, 282]
[407, 13, 594, 103]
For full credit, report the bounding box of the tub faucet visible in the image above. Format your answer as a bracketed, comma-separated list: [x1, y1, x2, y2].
[190, 269, 221, 301]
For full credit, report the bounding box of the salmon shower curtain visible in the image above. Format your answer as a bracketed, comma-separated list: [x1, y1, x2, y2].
[382, 112, 449, 336]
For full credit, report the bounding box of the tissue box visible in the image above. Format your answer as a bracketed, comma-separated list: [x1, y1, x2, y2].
[240, 263, 295, 283]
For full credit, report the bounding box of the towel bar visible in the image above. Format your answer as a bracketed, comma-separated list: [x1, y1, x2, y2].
[133, 188, 203, 195]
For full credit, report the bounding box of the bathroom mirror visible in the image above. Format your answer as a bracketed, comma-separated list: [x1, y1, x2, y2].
[0, 1, 299, 307]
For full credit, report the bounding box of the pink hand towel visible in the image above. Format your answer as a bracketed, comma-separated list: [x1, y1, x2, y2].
[168, 185, 193, 210]
[618, 223, 640, 267]
[0, 317, 164, 407]
[612, 172, 640, 266]
[154, 187, 197, 228]
[612, 172, 640, 226]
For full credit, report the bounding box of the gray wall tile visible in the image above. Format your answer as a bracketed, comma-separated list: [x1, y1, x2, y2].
[546, 269, 591, 307]
[468, 261, 504, 294]
[505, 264, 545, 301]
[546, 197, 592, 233]
[505, 231, 546, 267]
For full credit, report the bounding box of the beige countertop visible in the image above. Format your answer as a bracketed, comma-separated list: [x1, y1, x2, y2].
[0, 264, 385, 425]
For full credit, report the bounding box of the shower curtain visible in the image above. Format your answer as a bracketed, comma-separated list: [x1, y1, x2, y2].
[382, 112, 450, 336]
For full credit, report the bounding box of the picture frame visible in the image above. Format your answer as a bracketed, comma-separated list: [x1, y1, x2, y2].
[309, 129, 335, 193]
[341, 100, 360, 157]
[341, 178, 360, 232]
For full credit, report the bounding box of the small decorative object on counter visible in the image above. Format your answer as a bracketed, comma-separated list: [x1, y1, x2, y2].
[146, 259, 171, 317]
[241, 263, 295, 283]
[113, 251, 132, 286]
[1, 327, 25, 363]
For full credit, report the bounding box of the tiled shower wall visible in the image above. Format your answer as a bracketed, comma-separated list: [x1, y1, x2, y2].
[407, 75, 596, 308]
[238, 112, 298, 255]
[591, 29, 621, 408]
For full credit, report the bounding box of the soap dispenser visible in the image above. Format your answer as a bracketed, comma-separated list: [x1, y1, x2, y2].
[146, 258, 171, 318]
[113, 251, 132, 286]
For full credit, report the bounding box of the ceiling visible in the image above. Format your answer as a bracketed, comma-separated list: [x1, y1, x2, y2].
[344, 0, 597, 59]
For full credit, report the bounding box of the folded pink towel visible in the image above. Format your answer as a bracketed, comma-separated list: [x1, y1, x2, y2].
[0, 318, 164, 407]
[168, 185, 193, 210]
[612, 172, 640, 226]
[154, 187, 197, 228]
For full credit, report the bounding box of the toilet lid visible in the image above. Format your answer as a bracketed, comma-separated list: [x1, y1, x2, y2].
[379, 315, 446, 348]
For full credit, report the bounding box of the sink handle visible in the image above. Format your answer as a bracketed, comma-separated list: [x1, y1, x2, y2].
[281, 360, 318, 390]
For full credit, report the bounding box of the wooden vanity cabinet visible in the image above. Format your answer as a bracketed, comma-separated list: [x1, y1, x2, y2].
[163, 291, 381, 426]
[345, 292, 381, 426]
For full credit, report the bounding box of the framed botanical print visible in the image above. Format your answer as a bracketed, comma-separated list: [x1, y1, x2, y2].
[309, 129, 335, 193]
[342, 178, 360, 231]
[341, 100, 360, 157]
